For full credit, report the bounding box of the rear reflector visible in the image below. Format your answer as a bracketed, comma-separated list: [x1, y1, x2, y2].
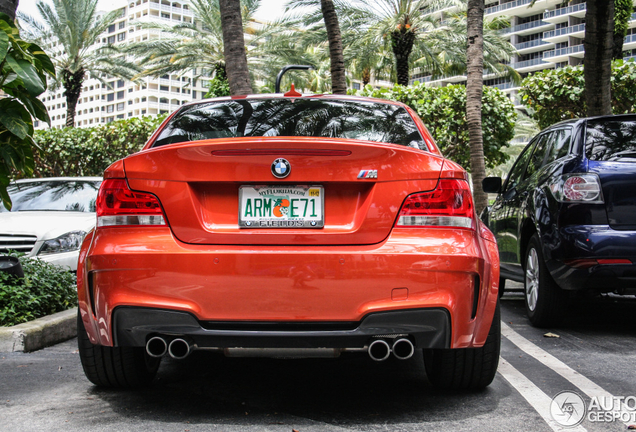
[396, 179, 475, 229]
[96, 179, 166, 227]
[564, 258, 633, 268]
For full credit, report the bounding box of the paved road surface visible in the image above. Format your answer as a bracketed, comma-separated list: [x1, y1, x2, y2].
[2, 284, 635, 432]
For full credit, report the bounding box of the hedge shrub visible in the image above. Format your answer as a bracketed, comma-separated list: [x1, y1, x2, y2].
[519, 60, 636, 129]
[29, 114, 168, 178]
[354, 83, 516, 171]
[0, 255, 77, 326]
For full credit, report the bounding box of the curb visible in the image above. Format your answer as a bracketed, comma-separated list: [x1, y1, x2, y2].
[0, 307, 77, 353]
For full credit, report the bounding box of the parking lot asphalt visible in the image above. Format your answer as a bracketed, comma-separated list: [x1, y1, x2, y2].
[1, 283, 635, 432]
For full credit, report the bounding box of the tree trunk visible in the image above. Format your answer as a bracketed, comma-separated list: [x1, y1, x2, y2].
[391, 28, 415, 86]
[62, 68, 85, 128]
[362, 68, 370, 86]
[613, 0, 633, 60]
[585, 0, 614, 116]
[466, 0, 488, 215]
[0, 0, 19, 21]
[218, 0, 252, 96]
[320, 0, 346, 94]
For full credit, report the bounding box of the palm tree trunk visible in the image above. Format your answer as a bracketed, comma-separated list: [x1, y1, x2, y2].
[0, 0, 19, 21]
[585, 0, 614, 116]
[218, 0, 253, 96]
[320, 0, 346, 94]
[362, 68, 370, 86]
[62, 68, 85, 128]
[466, 0, 488, 214]
[391, 28, 415, 86]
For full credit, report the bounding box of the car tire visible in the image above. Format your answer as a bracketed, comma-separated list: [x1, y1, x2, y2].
[423, 300, 500, 390]
[524, 234, 565, 328]
[498, 277, 505, 298]
[77, 312, 160, 388]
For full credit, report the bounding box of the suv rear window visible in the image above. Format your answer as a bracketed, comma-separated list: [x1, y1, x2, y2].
[586, 119, 636, 161]
[152, 98, 427, 150]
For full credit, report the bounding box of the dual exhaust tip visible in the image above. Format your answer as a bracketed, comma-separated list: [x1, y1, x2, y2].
[368, 338, 414, 361]
[146, 336, 192, 359]
[146, 335, 414, 362]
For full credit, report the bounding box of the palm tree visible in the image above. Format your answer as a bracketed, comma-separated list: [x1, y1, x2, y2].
[466, 0, 487, 214]
[219, 0, 252, 95]
[0, 0, 19, 21]
[19, 0, 140, 127]
[585, 0, 614, 116]
[319, 0, 346, 94]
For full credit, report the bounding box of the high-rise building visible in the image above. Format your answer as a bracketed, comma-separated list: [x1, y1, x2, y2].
[36, 0, 211, 129]
[414, 0, 636, 106]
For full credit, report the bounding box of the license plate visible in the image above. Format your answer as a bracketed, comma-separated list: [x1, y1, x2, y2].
[239, 185, 324, 228]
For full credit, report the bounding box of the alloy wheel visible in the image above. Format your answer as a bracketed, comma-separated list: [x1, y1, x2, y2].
[525, 248, 539, 311]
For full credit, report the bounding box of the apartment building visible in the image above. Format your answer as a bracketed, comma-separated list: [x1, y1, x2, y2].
[415, 0, 636, 106]
[36, 0, 211, 129]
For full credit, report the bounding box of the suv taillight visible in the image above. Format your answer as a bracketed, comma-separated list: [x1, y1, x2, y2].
[96, 179, 166, 227]
[396, 179, 475, 229]
[549, 174, 604, 203]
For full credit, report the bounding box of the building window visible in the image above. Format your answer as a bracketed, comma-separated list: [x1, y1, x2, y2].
[161, 12, 170, 19]
[117, 102, 125, 111]
[160, 85, 169, 92]
[107, 36, 115, 44]
[117, 90, 125, 99]
[159, 97, 168, 104]
[141, 109, 146, 115]
[117, 32, 126, 41]
[108, 24, 116, 33]
[119, 21, 126, 29]
[117, 114, 125, 119]
[128, 100, 133, 105]
[107, 105, 114, 113]
[107, 93, 115, 101]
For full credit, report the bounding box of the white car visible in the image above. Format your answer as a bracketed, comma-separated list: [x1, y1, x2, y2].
[0, 177, 102, 271]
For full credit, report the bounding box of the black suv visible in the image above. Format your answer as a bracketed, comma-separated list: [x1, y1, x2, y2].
[482, 115, 636, 327]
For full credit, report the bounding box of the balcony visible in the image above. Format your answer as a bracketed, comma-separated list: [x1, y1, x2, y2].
[485, 0, 534, 16]
[543, 24, 585, 40]
[514, 39, 551, 51]
[543, 44, 585, 59]
[511, 57, 548, 70]
[543, 3, 586, 22]
[500, 20, 552, 35]
[490, 82, 515, 91]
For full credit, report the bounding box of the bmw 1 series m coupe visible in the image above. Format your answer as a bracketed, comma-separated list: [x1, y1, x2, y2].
[76, 94, 501, 390]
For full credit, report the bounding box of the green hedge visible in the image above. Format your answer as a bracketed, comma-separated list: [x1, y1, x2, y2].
[30, 114, 168, 178]
[354, 83, 517, 171]
[0, 255, 77, 326]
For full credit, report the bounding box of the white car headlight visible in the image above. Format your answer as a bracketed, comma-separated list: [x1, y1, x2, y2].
[38, 231, 86, 255]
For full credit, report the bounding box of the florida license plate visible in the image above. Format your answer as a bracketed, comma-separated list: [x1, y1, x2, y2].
[239, 185, 324, 228]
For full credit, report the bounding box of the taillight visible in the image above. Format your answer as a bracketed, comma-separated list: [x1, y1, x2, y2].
[549, 174, 604, 203]
[96, 179, 166, 227]
[396, 179, 475, 229]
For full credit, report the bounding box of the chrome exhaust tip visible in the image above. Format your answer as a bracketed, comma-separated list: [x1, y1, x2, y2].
[168, 338, 192, 360]
[146, 336, 167, 358]
[392, 338, 414, 360]
[368, 339, 391, 361]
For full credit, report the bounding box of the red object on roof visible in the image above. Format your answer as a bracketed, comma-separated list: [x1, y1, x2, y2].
[283, 83, 302, 97]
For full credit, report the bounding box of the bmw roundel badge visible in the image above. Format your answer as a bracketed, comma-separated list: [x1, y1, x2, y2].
[271, 158, 291, 178]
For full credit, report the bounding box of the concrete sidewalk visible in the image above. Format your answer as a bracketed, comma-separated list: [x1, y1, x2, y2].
[0, 307, 77, 352]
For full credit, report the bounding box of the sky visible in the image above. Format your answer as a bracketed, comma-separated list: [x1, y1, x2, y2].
[16, 0, 291, 22]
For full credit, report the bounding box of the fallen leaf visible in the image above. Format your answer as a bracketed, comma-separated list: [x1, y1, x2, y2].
[293, 429, 300, 432]
[58, 366, 63, 371]
[627, 425, 636, 430]
[544, 332, 560, 338]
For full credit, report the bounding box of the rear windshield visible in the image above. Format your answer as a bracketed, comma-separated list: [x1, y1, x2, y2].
[586, 119, 636, 161]
[0, 180, 101, 213]
[152, 98, 427, 150]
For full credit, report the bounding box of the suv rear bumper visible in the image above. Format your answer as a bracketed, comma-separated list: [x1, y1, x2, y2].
[547, 225, 636, 292]
[112, 306, 451, 349]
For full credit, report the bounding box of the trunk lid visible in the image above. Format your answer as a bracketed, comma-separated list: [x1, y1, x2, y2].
[123, 137, 444, 245]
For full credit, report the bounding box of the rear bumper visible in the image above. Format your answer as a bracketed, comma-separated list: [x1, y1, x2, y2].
[77, 226, 499, 350]
[547, 225, 636, 292]
[112, 306, 451, 349]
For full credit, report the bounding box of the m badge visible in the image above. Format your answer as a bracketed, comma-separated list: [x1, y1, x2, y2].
[357, 170, 378, 179]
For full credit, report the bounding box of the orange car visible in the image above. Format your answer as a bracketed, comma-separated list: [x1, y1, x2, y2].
[76, 94, 500, 390]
